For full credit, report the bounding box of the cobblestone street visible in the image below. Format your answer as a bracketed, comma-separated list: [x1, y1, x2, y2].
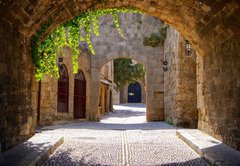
[43, 104, 208, 166]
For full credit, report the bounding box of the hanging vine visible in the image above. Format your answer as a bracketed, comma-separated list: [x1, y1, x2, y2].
[31, 8, 140, 80]
[143, 24, 168, 47]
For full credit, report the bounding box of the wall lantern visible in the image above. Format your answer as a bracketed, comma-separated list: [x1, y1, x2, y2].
[163, 60, 168, 65]
[185, 40, 192, 56]
[58, 57, 63, 66]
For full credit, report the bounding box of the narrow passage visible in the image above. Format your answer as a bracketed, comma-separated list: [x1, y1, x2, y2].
[43, 103, 208, 165]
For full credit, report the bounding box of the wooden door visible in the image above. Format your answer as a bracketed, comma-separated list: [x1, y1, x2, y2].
[57, 65, 69, 112]
[74, 70, 86, 119]
[128, 82, 141, 103]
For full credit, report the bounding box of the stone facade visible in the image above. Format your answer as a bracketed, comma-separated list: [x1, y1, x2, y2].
[38, 13, 165, 125]
[98, 61, 114, 116]
[164, 27, 198, 128]
[38, 47, 91, 126]
[197, 35, 240, 150]
[0, 19, 37, 151]
[113, 89, 120, 105]
[88, 13, 165, 122]
[1, 0, 240, 151]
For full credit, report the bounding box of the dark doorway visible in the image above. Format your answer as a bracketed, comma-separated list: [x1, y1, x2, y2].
[109, 90, 112, 112]
[57, 65, 69, 112]
[128, 82, 141, 103]
[74, 70, 86, 119]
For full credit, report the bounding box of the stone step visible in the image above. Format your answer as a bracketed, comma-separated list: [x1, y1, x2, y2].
[177, 129, 240, 166]
[0, 133, 64, 166]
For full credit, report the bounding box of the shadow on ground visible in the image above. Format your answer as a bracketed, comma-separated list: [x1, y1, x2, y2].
[43, 150, 207, 166]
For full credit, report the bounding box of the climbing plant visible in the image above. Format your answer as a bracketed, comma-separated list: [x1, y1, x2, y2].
[114, 58, 146, 91]
[31, 8, 140, 80]
[143, 24, 168, 47]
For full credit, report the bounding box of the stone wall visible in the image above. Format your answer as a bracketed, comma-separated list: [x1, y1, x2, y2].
[38, 13, 164, 123]
[0, 18, 37, 151]
[197, 35, 240, 150]
[38, 47, 91, 126]
[100, 61, 114, 82]
[164, 27, 198, 128]
[99, 61, 115, 115]
[113, 90, 120, 105]
[89, 13, 165, 121]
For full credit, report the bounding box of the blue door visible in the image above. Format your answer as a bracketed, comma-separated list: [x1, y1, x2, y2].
[128, 82, 141, 103]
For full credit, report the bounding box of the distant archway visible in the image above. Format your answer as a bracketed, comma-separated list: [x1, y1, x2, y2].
[57, 64, 69, 113]
[74, 69, 86, 119]
[128, 82, 141, 103]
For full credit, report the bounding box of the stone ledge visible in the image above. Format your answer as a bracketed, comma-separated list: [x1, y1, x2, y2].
[0, 133, 64, 166]
[177, 129, 240, 166]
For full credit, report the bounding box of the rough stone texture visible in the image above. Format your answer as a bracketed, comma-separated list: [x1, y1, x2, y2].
[164, 27, 198, 128]
[38, 47, 91, 126]
[99, 61, 115, 115]
[0, 0, 240, 151]
[120, 79, 146, 104]
[39, 13, 164, 125]
[113, 89, 120, 105]
[0, 18, 37, 151]
[85, 13, 165, 122]
[197, 34, 240, 150]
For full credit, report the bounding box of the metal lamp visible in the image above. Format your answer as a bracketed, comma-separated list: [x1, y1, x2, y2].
[185, 40, 192, 56]
[59, 57, 63, 66]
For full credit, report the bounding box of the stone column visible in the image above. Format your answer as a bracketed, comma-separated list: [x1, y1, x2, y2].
[146, 66, 164, 121]
[88, 68, 101, 121]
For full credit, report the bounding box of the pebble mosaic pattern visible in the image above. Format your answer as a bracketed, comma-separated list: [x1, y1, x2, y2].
[43, 104, 208, 166]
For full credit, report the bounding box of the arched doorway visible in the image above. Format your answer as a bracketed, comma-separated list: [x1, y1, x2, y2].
[128, 82, 141, 103]
[57, 64, 69, 112]
[74, 70, 86, 119]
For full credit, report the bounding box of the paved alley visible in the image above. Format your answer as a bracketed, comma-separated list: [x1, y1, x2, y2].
[42, 103, 208, 166]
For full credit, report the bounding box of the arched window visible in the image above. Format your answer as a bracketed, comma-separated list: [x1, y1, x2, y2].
[57, 65, 69, 112]
[74, 70, 86, 119]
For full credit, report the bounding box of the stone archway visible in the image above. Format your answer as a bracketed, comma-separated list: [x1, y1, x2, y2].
[0, 0, 240, 151]
[86, 13, 165, 122]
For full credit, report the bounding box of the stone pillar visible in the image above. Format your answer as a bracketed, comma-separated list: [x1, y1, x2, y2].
[198, 35, 240, 150]
[163, 27, 197, 128]
[0, 18, 36, 151]
[146, 66, 164, 121]
[88, 68, 101, 121]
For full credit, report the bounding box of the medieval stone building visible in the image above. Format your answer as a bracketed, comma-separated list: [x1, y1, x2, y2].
[98, 61, 114, 115]
[1, 0, 240, 153]
[37, 13, 165, 125]
[37, 12, 197, 129]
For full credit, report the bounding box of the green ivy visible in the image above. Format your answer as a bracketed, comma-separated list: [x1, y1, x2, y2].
[143, 24, 168, 47]
[114, 58, 146, 91]
[31, 8, 141, 80]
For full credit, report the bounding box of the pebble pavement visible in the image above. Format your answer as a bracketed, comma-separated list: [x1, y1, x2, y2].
[43, 103, 208, 166]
